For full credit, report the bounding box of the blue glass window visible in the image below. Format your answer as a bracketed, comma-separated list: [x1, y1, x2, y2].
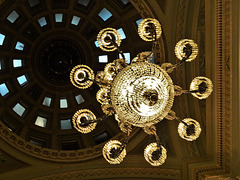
[98, 55, 108, 63]
[0, 83, 9, 96]
[13, 103, 26, 116]
[15, 42, 25, 51]
[42, 97, 52, 106]
[121, 0, 129, 5]
[29, 139, 44, 147]
[60, 119, 72, 130]
[13, 59, 22, 68]
[75, 94, 84, 104]
[119, 53, 130, 64]
[55, 13, 63, 22]
[78, 0, 90, 6]
[38, 17, 47, 27]
[136, 18, 143, 26]
[28, 0, 40, 7]
[98, 8, 112, 21]
[60, 98, 68, 108]
[71, 16, 81, 25]
[35, 116, 47, 127]
[94, 41, 99, 47]
[17, 75, 28, 86]
[7, 10, 19, 23]
[117, 28, 126, 39]
[0, 33, 5, 46]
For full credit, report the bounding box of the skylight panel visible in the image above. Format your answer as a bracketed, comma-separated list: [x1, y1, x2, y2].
[94, 41, 99, 47]
[75, 94, 84, 104]
[0, 83, 9, 96]
[136, 18, 143, 26]
[119, 53, 130, 64]
[38, 17, 47, 27]
[121, 0, 129, 5]
[60, 119, 72, 130]
[55, 13, 63, 22]
[15, 42, 25, 51]
[0, 33, 5, 46]
[78, 0, 90, 6]
[60, 98, 68, 108]
[27, 0, 40, 7]
[42, 97, 52, 107]
[98, 8, 112, 21]
[117, 28, 126, 39]
[71, 16, 81, 26]
[13, 59, 22, 68]
[29, 139, 44, 147]
[35, 116, 47, 128]
[7, 10, 19, 23]
[13, 103, 25, 116]
[17, 75, 28, 86]
[98, 55, 108, 63]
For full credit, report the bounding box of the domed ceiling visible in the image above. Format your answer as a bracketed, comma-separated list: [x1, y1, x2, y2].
[0, 0, 233, 179]
[0, 0, 158, 150]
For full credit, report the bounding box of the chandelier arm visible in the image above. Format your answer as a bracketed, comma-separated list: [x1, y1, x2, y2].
[175, 117, 189, 127]
[84, 78, 110, 87]
[79, 114, 109, 126]
[150, 127, 162, 147]
[106, 36, 126, 60]
[111, 133, 130, 159]
[167, 46, 193, 72]
[122, 133, 131, 146]
[182, 81, 209, 94]
[179, 89, 199, 94]
[143, 24, 158, 60]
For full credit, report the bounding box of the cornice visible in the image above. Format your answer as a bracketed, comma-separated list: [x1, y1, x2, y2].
[192, 0, 233, 178]
[31, 167, 181, 180]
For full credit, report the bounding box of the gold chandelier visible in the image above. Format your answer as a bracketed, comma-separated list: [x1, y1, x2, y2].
[70, 18, 213, 166]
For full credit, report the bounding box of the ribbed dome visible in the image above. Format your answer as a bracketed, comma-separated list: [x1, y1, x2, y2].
[0, 0, 154, 150]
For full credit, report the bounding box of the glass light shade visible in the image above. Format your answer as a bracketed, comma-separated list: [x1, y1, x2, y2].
[190, 76, 213, 99]
[96, 88, 110, 104]
[138, 18, 162, 41]
[178, 118, 201, 141]
[104, 62, 117, 80]
[144, 142, 167, 166]
[97, 28, 121, 52]
[175, 39, 198, 62]
[102, 140, 126, 164]
[110, 62, 174, 127]
[95, 71, 105, 83]
[70, 65, 94, 89]
[72, 109, 97, 134]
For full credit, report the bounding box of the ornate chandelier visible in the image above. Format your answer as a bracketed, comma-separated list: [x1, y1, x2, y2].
[69, 18, 213, 166]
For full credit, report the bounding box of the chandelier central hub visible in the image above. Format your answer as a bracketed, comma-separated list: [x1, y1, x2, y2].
[110, 62, 175, 127]
[70, 18, 213, 166]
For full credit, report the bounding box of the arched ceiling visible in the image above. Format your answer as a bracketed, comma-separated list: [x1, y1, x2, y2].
[0, 0, 236, 179]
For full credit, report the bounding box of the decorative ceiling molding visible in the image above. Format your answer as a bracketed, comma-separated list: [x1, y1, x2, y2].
[192, 0, 233, 178]
[31, 167, 181, 180]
